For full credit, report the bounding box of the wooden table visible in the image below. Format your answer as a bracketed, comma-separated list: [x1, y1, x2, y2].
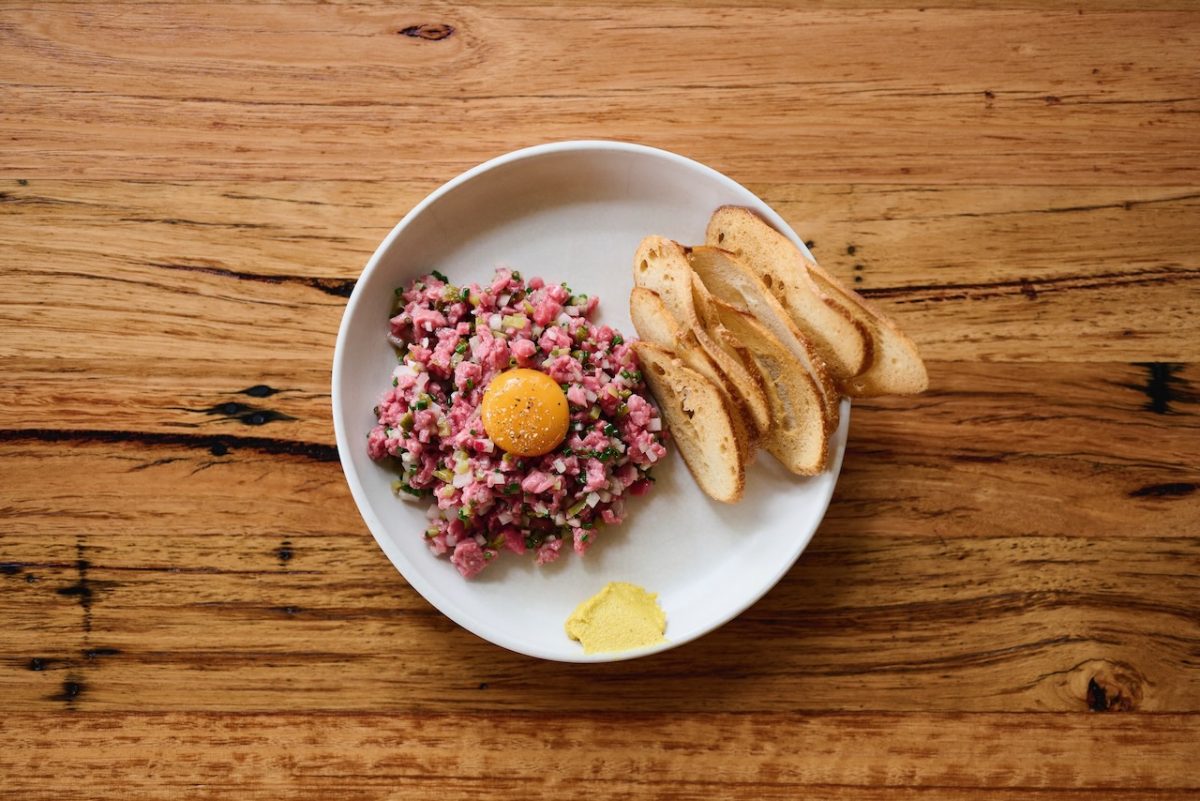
[2, 2, 1198, 798]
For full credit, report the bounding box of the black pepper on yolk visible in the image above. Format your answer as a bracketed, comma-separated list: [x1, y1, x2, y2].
[481, 368, 570, 457]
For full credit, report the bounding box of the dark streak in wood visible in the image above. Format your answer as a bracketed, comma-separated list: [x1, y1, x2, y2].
[56, 542, 94, 635]
[52, 678, 84, 704]
[193, 402, 297, 427]
[241, 385, 279, 398]
[0, 428, 338, 462]
[119, 217, 272, 230]
[859, 266, 1199, 304]
[1129, 482, 1196, 498]
[83, 648, 121, 660]
[220, 192, 327, 206]
[148, 262, 357, 298]
[908, 191, 1200, 221]
[28, 658, 47, 672]
[128, 457, 186, 472]
[1132, 362, 1186, 414]
[0, 562, 23, 575]
[1087, 677, 1109, 711]
[947, 453, 1006, 464]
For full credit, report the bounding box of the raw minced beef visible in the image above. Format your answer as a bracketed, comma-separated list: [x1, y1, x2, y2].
[368, 267, 668, 578]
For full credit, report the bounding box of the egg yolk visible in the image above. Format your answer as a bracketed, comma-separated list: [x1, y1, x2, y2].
[481, 368, 570, 457]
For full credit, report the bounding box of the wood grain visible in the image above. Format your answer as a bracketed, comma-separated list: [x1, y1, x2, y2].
[2, 0, 1198, 797]
[2, 179, 1197, 365]
[2, 5, 1198, 183]
[0, 358, 1195, 714]
[1, 712, 1197, 801]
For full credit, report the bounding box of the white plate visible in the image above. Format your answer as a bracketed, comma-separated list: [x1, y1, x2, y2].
[332, 141, 848, 662]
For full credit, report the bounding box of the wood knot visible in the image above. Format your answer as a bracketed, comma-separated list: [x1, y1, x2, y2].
[398, 23, 455, 41]
[1073, 660, 1145, 711]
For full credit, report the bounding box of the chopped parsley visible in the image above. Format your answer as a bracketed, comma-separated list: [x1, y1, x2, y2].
[596, 446, 621, 462]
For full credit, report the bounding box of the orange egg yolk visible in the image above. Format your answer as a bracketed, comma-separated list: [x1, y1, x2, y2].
[481, 368, 570, 457]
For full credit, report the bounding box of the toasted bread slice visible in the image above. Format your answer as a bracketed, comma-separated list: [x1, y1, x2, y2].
[806, 269, 929, 396]
[708, 206, 927, 396]
[630, 288, 757, 462]
[688, 273, 763, 389]
[686, 245, 840, 426]
[712, 299, 829, 475]
[634, 342, 745, 503]
[633, 236, 771, 435]
[707, 206, 871, 381]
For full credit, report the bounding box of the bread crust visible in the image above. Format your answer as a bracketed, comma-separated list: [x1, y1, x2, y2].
[634, 236, 772, 434]
[633, 342, 746, 503]
[707, 206, 872, 382]
[707, 206, 928, 396]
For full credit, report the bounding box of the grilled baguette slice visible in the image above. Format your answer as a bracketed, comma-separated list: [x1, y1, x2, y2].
[707, 205, 871, 381]
[686, 245, 839, 426]
[634, 342, 745, 503]
[712, 298, 829, 475]
[707, 205, 927, 396]
[633, 236, 771, 436]
[630, 287, 757, 461]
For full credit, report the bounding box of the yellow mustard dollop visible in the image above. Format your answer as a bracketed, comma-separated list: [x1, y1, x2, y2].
[565, 582, 667, 654]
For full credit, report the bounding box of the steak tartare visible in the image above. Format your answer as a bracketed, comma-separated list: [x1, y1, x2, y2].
[368, 267, 668, 578]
